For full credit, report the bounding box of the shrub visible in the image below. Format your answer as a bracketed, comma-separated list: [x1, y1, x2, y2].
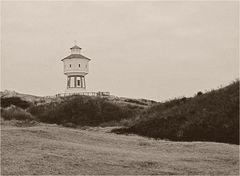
[113, 81, 239, 144]
[63, 122, 77, 128]
[29, 95, 141, 127]
[1, 105, 34, 121]
[1, 97, 31, 109]
[124, 99, 148, 106]
[14, 119, 38, 127]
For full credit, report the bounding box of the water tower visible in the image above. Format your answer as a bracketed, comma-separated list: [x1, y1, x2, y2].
[61, 45, 91, 93]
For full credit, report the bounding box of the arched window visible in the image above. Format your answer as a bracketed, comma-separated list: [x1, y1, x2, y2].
[69, 64, 71, 68]
[79, 64, 80, 67]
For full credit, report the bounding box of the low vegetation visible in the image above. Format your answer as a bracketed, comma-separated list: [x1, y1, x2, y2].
[1, 105, 34, 121]
[1, 80, 239, 144]
[28, 95, 142, 127]
[2, 123, 239, 175]
[1, 97, 32, 109]
[113, 81, 239, 144]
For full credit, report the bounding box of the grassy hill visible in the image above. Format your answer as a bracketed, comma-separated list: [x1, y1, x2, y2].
[1, 93, 152, 127]
[1, 121, 239, 175]
[1, 81, 239, 144]
[1, 81, 239, 174]
[113, 81, 239, 144]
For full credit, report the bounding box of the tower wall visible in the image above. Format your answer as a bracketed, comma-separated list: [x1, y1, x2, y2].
[63, 58, 89, 76]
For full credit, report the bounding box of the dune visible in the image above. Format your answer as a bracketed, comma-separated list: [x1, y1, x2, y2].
[1, 122, 239, 175]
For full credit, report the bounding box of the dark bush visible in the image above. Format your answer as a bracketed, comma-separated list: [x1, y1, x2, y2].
[113, 81, 239, 145]
[29, 95, 140, 127]
[124, 99, 148, 106]
[1, 105, 34, 121]
[1, 97, 31, 109]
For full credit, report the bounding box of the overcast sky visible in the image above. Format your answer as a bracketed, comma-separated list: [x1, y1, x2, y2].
[1, 1, 239, 101]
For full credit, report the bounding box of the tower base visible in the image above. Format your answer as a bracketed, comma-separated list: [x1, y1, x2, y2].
[65, 75, 86, 94]
[65, 87, 86, 94]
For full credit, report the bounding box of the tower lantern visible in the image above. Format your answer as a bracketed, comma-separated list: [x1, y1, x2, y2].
[61, 45, 91, 93]
[70, 45, 81, 54]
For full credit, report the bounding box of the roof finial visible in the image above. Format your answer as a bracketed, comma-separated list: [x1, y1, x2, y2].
[74, 40, 77, 45]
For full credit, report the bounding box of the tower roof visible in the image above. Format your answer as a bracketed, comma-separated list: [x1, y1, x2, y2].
[70, 45, 82, 50]
[61, 54, 91, 61]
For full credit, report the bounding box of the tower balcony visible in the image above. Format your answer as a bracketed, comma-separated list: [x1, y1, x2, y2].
[64, 69, 88, 76]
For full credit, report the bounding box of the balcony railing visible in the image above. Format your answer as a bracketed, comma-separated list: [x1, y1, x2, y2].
[55, 91, 110, 97]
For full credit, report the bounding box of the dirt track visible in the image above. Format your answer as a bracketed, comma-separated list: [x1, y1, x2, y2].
[1, 123, 239, 175]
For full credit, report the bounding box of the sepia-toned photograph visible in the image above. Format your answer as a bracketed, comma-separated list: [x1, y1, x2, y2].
[1, 1, 239, 175]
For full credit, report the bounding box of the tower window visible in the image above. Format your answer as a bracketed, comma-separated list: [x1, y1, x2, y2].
[69, 64, 71, 68]
[79, 64, 80, 67]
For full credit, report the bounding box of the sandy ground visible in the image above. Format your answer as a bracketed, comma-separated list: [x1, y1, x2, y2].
[1, 122, 239, 175]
